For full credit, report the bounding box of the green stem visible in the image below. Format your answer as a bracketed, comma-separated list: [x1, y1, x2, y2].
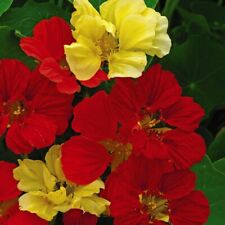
[162, 0, 180, 21]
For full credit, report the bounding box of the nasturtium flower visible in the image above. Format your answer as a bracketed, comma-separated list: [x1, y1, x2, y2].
[61, 91, 133, 185]
[20, 17, 107, 94]
[0, 161, 47, 225]
[64, 0, 171, 81]
[0, 59, 73, 154]
[104, 156, 210, 225]
[13, 145, 109, 221]
[109, 64, 206, 170]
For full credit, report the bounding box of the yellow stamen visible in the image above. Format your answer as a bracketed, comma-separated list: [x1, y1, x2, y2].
[138, 113, 171, 135]
[101, 140, 132, 170]
[139, 193, 169, 223]
[97, 32, 118, 60]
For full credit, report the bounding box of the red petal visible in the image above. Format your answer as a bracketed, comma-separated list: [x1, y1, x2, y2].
[61, 136, 111, 185]
[0, 59, 30, 101]
[159, 170, 196, 200]
[81, 70, 108, 88]
[27, 68, 73, 134]
[72, 91, 117, 141]
[20, 37, 51, 61]
[0, 161, 20, 201]
[137, 64, 182, 112]
[40, 57, 80, 94]
[39, 57, 64, 82]
[164, 130, 206, 169]
[6, 114, 57, 154]
[57, 76, 81, 94]
[170, 191, 210, 225]
[109, 64, 181, 127]
[0, 114, 9, 136]
[20, 16, 73, 61]
[4, 204, 48, 225]
[63, 209, 97, 225]
[161, 97, 205, 132]
[131, 130, 169, 159]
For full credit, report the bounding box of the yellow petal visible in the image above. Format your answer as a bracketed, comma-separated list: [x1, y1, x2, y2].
[108, 50, 147, 78]
[71, 0, 99, 27]
[19, 192, 58, 221]
[19, 187, 71, 221]
[119, 14, 156, 51]
[13, 159, 56, 193]
[100, 0, 146, 29]
[75, 179, 105, 198]
[45, 145, 66, 181]
[73, 195, 110, 216]
[146, 11, 171, 57]
[64, 37, 101, 81]
[72, 14, 115, 41]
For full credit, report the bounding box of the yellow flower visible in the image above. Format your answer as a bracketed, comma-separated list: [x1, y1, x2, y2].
[13, 145, 109, 221]
[64, 0, 171, 80]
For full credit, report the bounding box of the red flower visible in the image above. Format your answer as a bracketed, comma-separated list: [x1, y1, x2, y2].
[63, 209, 97, 225]
[0, 59, 73, 154]
[104, 156, 210, 225]
[20, 17, 107, 94]
[0, 161, 47, 225]
[62, 91, 132, 185]
[109, 64, 206, 169]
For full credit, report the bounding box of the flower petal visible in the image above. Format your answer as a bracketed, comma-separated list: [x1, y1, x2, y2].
[164, 130, 206, 170]
[63, 209, 97, 225]
[61, 136, 111, 185]
[71, 0, 99, 28]
[80, 70, 108, 88]
[13, 159, 56, 193]
[161, 97, 205, 132]
[100, 0, 146, 29]
[170, 191, 210, 225]
[0, 161, 21, 201]
[119, 14, 156, 51]
[72, 91, 117, 141]
[65, 38, 101, 81]
[108, 50, 147, 78]
[160, 170, 196, 200]
[20, 17, 73, 61]
[144, 10, 171, 57]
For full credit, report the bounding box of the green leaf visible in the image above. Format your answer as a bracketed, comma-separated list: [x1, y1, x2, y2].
[89, 0, 106, 10]
[0, 0, 70, 36]
[177, 7, 211, 34]
[162, 35, 225, 116]
[208, 129, 225, 161]
[0, 0, 13, 16]
[192, 2, 225, 27]
[145, 0, 159, 8]
[213, 158, 225, 174]
[192, 155, 225, 225]
[0, 26, 34, 67]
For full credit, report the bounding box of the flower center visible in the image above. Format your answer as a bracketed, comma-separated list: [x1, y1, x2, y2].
[97, 32, 118, 61]
[55, 181, 75, 197]
[2, 100, 26, 127]
[139, 192, 169, 223]
[101, 140, 132, 171]
[137, 109, 171, 136]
